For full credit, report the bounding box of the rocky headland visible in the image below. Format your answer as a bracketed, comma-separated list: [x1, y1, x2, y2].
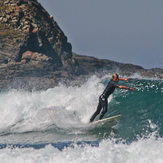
[0, 0, 163, 90]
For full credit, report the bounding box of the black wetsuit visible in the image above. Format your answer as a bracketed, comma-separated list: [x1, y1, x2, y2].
[90, 79, 119, 122]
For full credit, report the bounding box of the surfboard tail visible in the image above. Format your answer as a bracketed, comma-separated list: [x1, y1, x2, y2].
[90, 114, 121, 128]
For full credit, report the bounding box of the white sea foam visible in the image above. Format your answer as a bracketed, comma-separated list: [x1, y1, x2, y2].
[0, 136, 163, 163]
[0, 76, 110, 133]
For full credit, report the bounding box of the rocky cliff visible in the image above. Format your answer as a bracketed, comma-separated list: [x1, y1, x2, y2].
[0, 0, 85, 89]
[0, 0, 163, 90]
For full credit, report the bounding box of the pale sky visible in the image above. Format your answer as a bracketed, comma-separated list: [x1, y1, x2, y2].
[38, 0, 163, 69]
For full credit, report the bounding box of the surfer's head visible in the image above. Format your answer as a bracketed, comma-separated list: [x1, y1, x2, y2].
[112, 73, 119, 82]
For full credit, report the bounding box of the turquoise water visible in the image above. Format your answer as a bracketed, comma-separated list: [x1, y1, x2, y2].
[0, 75, 162, 162]
[104, 78, 163, 140]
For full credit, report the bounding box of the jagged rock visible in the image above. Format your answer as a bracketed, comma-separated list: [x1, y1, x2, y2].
[0, 0, 83, 73]
[0, 0, 85, 89]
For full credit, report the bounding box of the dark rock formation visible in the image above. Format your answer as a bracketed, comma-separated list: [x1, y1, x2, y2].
[73, 53, 163, 79]
[0, 0, 163, 90]
[0, 0, 84, 89]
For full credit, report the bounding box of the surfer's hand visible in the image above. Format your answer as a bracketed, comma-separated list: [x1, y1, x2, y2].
[119, 78, 129, 82]
[125, 78, 129, 82]
[129, 88, 135, 91]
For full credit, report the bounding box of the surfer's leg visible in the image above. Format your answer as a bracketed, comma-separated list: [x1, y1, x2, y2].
[99, 99, 108, 120]
[89, 98, 102, 122]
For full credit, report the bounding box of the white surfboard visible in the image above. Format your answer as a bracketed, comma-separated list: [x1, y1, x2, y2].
[90, 114, 121, 128]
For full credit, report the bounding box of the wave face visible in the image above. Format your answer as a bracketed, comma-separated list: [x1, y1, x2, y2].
[0, 75, 163, 162]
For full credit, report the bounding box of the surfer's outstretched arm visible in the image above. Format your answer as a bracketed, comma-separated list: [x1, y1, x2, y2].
[118, 85, 135, 91]
[118, 78, 129, 82]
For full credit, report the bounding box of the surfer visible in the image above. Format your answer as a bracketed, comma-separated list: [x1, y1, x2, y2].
[89, 73, 135, 123]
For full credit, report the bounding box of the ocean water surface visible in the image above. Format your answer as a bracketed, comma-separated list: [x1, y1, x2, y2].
[0, 75, 163, 162]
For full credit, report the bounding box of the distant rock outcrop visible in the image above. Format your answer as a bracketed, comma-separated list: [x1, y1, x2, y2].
[73, 53, 163, 79]
[0, 0, 163, 90]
